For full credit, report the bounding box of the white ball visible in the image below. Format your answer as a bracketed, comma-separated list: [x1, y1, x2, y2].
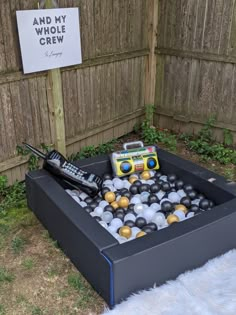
[110, 218, 123, 229]
[123, 180, 131, 190]
[79, 201, 87, 208]
[156, 190, 166, 200]
[160, 175, 168, 182]
[106, 185, 115, 192]
[129, 174, 139, 179]
[186, 212, 195, 219]
[152, 212, 166, 227]
[149, 170, 156, 177]
[90, 211, 97, 217]
[124, 213, 136, 222]
[113, 178, 124, 190]
[99, 200, 109, 208]
[65, 189, 74, 196]
[116, 195, 121, 202]
[130, 196, 141, 204]
[72, 196, 81, 204]
[173, 210, 186, 221]
[192, 199, 200, 205]
[150, 203, 161, 211]
[107, 225, 117, 234]
[134, 203, 145, 215]
[177, 189, 186, 198]
[131, 227, 141, 237]
[142, 208, 156, 223]
[147, 180, 155, 185]
[117, 236, 128, 244]
[79, 192, 89, 200]
[101, 211, 113, 223]
[140, 192, 150, 202]
[168, 192, 181, 203]
[99, 221, 108, 229]
[103, 180, 113, 186]
[94, 206, 104, 216]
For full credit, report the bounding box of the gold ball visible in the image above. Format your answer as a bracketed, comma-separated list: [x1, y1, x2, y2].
[111, 201, 119, 209]
[118, 196, 129, 208]
[129, 177, 138, 184]
[141, 171, 151, 180]
[167, 214, 180, 225]
[104, 191, 116, 203]
[175, 204, 188, 214]
[136, 231, 147, 238]
[119, 226, 132, 239]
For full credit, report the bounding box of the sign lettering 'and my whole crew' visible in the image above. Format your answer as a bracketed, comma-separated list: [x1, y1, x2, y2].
[33, 15, 66, 45]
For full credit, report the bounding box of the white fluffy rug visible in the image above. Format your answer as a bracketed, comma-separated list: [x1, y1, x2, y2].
[102, 249, 236, 315]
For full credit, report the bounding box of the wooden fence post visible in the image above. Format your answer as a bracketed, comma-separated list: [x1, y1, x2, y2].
[40, 0, 66, 156]
[145, 0, 158, 125]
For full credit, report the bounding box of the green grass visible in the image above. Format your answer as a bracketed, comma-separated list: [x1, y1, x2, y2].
[0, 267, 15, 283]
[47, 267, 58, 277]
[22, 258, 35, 270]
[31, 306, 44, 315]
[0, 304, 6, 315]
[11, 236, 25, 254]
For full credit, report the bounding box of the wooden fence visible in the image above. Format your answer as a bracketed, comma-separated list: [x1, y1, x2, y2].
[155, 0, 236, 143]
[0, 0, 155, 183]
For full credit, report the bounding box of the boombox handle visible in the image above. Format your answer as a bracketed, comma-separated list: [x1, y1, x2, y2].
[123, 141, 144, 150]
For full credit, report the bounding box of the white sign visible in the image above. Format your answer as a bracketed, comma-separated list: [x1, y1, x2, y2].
[16, 8, 82, 74]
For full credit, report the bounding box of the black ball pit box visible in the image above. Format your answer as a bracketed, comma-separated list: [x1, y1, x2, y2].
[25, 149, 236, 308]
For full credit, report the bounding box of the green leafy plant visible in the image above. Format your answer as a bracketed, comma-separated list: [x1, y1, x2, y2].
[223, 129, 233, 147]
[11, 236, 25, 254]
[0, 267, 15, 283]
[0, 179, 26, 213]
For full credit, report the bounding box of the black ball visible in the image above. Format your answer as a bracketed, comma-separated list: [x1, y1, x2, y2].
[104, 205, 114, 212]
[90, 202, 98, 210]
[116, 208, 125, 215]
[84, 206, 93, 214]
[197, 193, 206, 201]
[161, 182, 171, 192]
[157, 179, 164, 186]
[134, 180, 142, 187]
[135, 217, 147, 228]
[145, 222, 158, 231]
[94, 216, 101, 222]
[155, 172, 162, 178]
[120, 188, 128, 195]
[94, 196, 102, 203]
[190, 204, 200, 213]
[126, 209, 136, 216]
[129, 185, 139, 195]
[148, 194, 159, 204]
[128, 203, 135, 211]
[115, 212, 125, 220]
[142, 226, 153, 234]
[124, 220, 135, 228]
[103, 173, 112, 180]
[199, 199, 210, 210]
[187, 190, 197, 200]
[209, 200, 215, 208]
[122, 191, 131, 199]
[167, 174, 177, 183]
[150, 183, 161, 193]
[180, 196, 192, 208]
[175, 180, 184, 190]
[161, 201, 173, 212]
[183, 184, 194, 192]
[139, 184, 150, 193]
[101, 187, 110, 196]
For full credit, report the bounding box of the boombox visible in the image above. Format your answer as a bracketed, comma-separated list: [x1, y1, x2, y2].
[110, 141, 160, 177]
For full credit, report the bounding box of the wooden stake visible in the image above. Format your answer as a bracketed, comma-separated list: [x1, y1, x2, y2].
[44, 0, 66, 156]
[145, 0, 158, 125]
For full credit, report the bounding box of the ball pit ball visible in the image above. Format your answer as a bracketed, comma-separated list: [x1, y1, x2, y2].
[111, 201, 119, 209]
[136, 231, 146, 238]
[175, 204, 188, 214]
[167, 214, 179, 225]
[118, 196, 129, 208]
[141, 171, 151, 180]
[104, 191, 116, 203]
[119, 226, 132, 239]
[129, 176, 138, 184]
[135, 217, 147, 228]
[66, 163, 217, 245]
